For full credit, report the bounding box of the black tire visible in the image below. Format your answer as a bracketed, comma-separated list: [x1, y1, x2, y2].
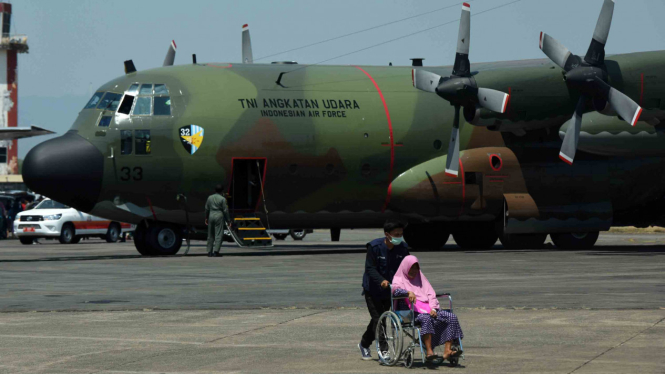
[273, 234, 288, 240]
[146, 224, 183, 255]
[71, 236, 82, 244]
[499, 233, 548, 249]
[453, 223, 498, 249]
[404, 223, 449, 250]
[105, 223, 120, 243]
[19, 237, 34, 245]
[290, 229, 306, 241]
[134, 224, 153, 256]
[59, 223, 76, 244]
[551, 231, 599, 250]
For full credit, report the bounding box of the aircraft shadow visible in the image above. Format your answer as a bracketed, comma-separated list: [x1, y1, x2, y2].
[2, 243, 664, 264]
[431, 244, 665, 256]
[0, 246, 367, 263]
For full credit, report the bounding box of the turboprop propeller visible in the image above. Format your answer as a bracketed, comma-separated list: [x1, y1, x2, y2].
[540, 0, 642, 165]
[412, 2, 509, 177]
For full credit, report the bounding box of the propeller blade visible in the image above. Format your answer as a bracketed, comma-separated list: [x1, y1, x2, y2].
[163, 40, 176, 67]
[445, 105, 463, 177]
[242, 24, 253, 64]
[412, 69, 443, 93]
[477, 88, 510, 114]
[559, 96, 586, 165]
[452, 3, 471, 77]
[585, 0, 614, 65]
[592, 77, 642, 126]
[539, 32, 577, 71]
[608, 87, 643, 127]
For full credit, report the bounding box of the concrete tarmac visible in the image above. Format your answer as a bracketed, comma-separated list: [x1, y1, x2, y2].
[0, 230, 664, 373]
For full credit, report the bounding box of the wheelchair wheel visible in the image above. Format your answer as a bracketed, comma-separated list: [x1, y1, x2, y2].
[375, 311, 403, 366]
[404, 348, 414, 368]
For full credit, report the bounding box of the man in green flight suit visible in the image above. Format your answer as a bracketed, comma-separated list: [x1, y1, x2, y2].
[205, 184, 231, 257]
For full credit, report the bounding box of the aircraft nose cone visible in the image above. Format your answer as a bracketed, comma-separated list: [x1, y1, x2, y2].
[23, 132, 104, 212]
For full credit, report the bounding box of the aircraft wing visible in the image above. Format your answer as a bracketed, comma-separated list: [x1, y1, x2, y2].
[0, 126, 54, 140]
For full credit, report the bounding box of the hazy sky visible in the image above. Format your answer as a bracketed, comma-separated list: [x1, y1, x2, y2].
[10, 0, 665, 156]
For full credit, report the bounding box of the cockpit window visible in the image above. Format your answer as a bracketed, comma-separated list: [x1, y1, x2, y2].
[132, 97, 152, 115]
[121, 130, 133, 155]
[127, 84, 139, 95]
[97, 92, 122, 111]
[139, 84, 153, 95]
[84, 92, 104, 109]
[154, 97, 171, 115]
[154, 84, 169, 95]
[117, 95, 135, 115]
[98, 116, 112, 127]
[135, 130, 151, 155]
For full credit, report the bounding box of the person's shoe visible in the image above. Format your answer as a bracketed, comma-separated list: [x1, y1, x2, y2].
[358, 343, 371, 361]
[213, 252, 222, 257]
[207, 252, 213, 257]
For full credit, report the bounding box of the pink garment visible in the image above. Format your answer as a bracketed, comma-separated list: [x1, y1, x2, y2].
[392, 255, 440, 310]
[409, 299, 432, 314]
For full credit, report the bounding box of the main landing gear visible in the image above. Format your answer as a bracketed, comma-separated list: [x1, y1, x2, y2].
[403, 223, 450, 251]
[134, 222, 183, 256]
[452, 222, 499, 250]
[550, 232, 600, 250]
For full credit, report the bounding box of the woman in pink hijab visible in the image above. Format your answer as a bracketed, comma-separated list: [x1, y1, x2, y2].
[392, 255, 464, 361]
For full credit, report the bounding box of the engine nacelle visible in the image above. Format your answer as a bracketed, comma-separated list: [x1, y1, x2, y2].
[464, 106, 500, 127]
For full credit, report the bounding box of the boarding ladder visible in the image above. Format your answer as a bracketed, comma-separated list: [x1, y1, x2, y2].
[228, 213, 273, 248]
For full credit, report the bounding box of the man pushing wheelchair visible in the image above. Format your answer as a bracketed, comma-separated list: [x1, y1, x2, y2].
[358, 219, 464, 366]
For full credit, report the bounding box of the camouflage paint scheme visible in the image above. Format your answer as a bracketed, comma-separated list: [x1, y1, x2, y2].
[49, 50, 665, 232]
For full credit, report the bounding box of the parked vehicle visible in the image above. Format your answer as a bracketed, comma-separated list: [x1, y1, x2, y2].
[269, 229, 313, 241]
[14, 199, 134, 244]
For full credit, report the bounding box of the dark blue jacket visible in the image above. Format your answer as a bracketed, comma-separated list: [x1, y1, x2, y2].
[362, 237, 410, 300]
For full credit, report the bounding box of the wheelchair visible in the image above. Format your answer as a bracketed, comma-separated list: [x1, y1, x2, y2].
[374, 286, 464, 368]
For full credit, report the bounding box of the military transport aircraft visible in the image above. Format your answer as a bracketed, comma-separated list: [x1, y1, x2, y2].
[21, 1, 665, 255]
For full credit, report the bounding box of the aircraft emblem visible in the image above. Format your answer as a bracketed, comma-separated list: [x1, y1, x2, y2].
[179, 125, 204, 155]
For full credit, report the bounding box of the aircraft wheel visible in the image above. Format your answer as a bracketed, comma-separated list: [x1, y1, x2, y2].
[453, 223, 498, 249]
[59, 223, 76, 244]
[404, 223, 449, 250]
[19, 237, 34, 245]
[273, 234, 288, 240]
[499, 233, 547, 249]
[105, 223, 120, 243]
[290, 229, 306, 241]
[146, 224, 183, 255]
[551, 231, 599, 250]
[134, 224, 153, 256]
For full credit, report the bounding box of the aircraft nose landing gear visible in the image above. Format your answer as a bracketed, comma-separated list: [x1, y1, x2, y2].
[134, 222, 183, 256]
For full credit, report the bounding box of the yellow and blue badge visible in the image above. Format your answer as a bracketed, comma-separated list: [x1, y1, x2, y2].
[179, 125, 204, 154]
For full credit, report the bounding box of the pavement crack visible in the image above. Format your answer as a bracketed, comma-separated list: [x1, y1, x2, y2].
[205, 310, 328, 344]
[568, 315, 665, 374]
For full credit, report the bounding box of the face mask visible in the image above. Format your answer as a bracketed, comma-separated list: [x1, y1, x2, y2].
[388, 235, 403, 245]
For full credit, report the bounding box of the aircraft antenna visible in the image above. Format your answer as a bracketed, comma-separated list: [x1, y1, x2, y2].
[254, 1, 467, 62]
[275, 0, 520, 84]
